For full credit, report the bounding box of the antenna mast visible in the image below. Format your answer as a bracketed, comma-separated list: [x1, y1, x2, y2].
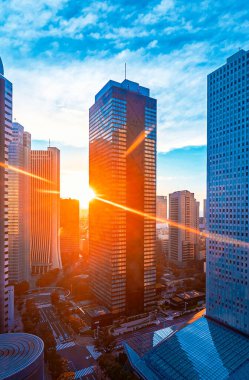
[125, 63, 126, 80]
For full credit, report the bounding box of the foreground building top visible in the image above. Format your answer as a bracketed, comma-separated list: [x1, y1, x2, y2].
[0, 333, 44, 380]
[125, 317, 249, 380]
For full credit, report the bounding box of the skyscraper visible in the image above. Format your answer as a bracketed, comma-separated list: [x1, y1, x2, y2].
[89, 79, 157, 315]
[207, 49, 249, 335]
[156, 195, 167, 220]
[169, 190, 199, 266]
[60, 198, 80, 267]
[0, 57, 12, 332]
[8, 123, 31, 283]
[31, 147, 62, 275]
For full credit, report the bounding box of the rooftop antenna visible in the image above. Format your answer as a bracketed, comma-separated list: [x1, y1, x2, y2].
[49, 138, 50, 147]
[125, 62, 127, 80]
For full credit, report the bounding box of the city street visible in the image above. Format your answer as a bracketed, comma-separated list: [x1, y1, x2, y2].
[39, 305, 74, 349]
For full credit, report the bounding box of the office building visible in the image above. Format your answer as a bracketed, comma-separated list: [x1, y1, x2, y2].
[156, 195, 167, 221]
[169, 190, 199, 266]
[207, 49, 249, 335]
[60, 198, 80, 267]
[89, 79, 157, 315]
[8, 123, 31, 283]
[125, 50, 249, 380]
[0, 333, 44, 380]
[31, 147, 62, 275]
[0, 57, 12, 333]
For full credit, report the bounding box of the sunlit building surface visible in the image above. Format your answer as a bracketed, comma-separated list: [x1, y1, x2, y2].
[8, 123, 31, 283]
[60, 198, 80, 267]
[207, 49, 249, 335]
[31, 147, 62, 275]
[156, 195, 167, 220]
[89, 79, 157, 315]
[0, 333, 44, 380]
[169, 190, 199, 266]
[0, 57, 12, 333]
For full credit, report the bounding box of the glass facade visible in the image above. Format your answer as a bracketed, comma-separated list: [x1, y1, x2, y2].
[126, 317, 249, 380]
[0, 58, 12, 332]
[8, 123, 31, 283]
[31, 148, 62, 275]
[207, 49, 249, 335]
[89, 79, 157, 315]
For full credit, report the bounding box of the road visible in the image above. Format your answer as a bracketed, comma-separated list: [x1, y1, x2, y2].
[115, 310, 205, 346]
[39, 305, 74, 349]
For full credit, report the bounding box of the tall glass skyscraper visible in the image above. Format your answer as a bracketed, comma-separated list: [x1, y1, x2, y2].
[31, 147, 62, 275]
[0, 57, 12, 332]
[8, 123, 31, 283]
[207, 49, 249, 335]
[89, 79, 157, 315]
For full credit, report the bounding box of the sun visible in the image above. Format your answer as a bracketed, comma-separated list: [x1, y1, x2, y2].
[78, 186, 96, 208]
[87, 187, 96, 203]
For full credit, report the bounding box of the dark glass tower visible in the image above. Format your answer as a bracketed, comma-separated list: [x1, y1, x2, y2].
[89, 79, 157, 315]
[0, 57, 12, 332]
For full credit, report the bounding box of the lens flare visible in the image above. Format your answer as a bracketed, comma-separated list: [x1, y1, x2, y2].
[0, 162, 52, 183]
[125, 126, 155, 157]
[87, 187, 96, 202]
[95, 196, 249, 249]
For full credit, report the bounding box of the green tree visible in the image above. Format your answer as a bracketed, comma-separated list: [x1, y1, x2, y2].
[95, 328, 116, 354]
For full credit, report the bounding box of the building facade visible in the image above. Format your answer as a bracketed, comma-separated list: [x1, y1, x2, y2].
[31, 147, 62, 275]
[169, 190, 199, 266]
[89, 79, 157, 315]
[0, 57, 12, 333]
[8, 123, 31, 283]
[207, 49, 249, 335]
[60, 198, 80, 267]
[156, 195, 167, 221]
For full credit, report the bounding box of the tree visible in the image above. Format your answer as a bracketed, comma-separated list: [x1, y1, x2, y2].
[57, 372, 75, 380]
[51, 291, 60, 305]
[98, 354, 138, 380]
[68, 315, 83, 333]
[47, 351, 70, 379]
[95, 328, 116, 354]
[14, 281, 29, 296]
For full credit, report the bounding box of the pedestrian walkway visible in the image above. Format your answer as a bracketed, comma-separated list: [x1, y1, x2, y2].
[56, 341, 76, 351]
[75, 366, 95, 378]
[86, 345, 101, 360]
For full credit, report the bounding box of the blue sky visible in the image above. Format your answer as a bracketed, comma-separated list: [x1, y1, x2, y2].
[1, 0, 249, 209]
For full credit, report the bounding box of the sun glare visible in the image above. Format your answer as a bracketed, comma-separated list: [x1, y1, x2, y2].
[87, 187, 96, 203]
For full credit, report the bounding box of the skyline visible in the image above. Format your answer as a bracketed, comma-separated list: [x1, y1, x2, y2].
[1, 0, 249, 209]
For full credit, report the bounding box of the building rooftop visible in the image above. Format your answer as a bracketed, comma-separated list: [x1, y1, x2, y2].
[95, 79, 150, 102]
[125, 317, 249, 380]
[0, 333, 44, 380]
[85, 305, 111, 318]
[125, 326, 176, 357]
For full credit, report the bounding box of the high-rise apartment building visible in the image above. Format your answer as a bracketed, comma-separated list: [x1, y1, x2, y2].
[0, 57, 12, 332]
[156, 195, 167, 220]
[31, 147, 62, 275]
[169, 190, 199, 266]
[8, 123, 31, 283]
[89, 79, 157, 315]
[207, 49, 249, 335]
[60, 198, 80, 267]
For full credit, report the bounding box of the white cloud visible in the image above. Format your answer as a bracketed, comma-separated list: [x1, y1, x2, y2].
[8, 41, 210, 153]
